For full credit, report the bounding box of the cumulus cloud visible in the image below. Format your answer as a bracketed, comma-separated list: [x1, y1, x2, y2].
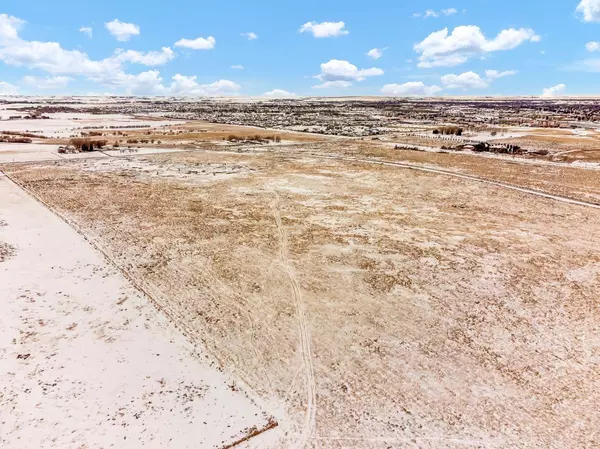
[0, 40, 121, 77]
[169, 76, 241, 96]
[105, 19, 140, 42]
[381, 82, 442, 96]
[23, 75, 72, 89]
[485, 69, 517, 79]
[112, 47, 175, 66]
[175, 36, 216, 50]
[103, 71, 241, 96]
[0, 13, 230, 97]
[383, 69, 516, 97]
[1, 18, 155, 84]
[0, 38, 172, 81]
[576, 0, 600, 22]
[541, 84, 566, 98]
[313, 80, 353, 89]
[440, 69, 517, 90]
[414, 25, 540, 67]
[79, 26, 93, 39]
[231, 64, 244, 69]
[0, 80, 18, 95]
[241, 32, 258, 40]
[441, 71, 488, 89]
[586, 41, 600, 52]
[0, 14, 25, 43]
[313, 59, 383, 88]
[263, 89, 297, 98]
[366, 47, 386, 60]
[299, 21, 349, 38]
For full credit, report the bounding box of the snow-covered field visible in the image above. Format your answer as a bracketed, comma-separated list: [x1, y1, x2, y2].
[0, 174, 280, 448]
[0, 111, 181, 138]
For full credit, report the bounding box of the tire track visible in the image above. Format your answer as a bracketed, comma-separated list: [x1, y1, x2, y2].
[291, 153, 600, 211]
[271, 192, 317, 449]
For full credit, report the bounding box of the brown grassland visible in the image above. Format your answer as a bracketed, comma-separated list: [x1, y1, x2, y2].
[3, 141, 600, 448]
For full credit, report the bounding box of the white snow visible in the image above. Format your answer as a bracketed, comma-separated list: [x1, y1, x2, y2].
[0, 174, 278, 448]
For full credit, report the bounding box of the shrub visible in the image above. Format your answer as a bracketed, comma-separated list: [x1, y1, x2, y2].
[434, 126, 463, 136]
[69, 137, 90, 151]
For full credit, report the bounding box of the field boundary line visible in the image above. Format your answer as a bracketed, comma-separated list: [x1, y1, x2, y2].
[300, 153, 600, 210]
[0, 169, 280, 448]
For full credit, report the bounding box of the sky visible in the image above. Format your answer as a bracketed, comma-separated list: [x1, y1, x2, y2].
[0, 0, 599, 97]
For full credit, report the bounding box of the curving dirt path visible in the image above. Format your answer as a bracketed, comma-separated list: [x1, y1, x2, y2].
[271, 192, 317, 449]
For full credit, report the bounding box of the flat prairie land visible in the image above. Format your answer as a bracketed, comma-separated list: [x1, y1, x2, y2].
[3, 142, 600, 448]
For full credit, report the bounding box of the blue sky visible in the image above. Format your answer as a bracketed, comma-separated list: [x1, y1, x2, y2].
[0, 0, 599, 97]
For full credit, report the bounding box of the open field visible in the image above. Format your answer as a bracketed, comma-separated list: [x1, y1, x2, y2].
[0, 173, 278, 449]
[3, 138, 600, 448]
[2, 96, 600, 448]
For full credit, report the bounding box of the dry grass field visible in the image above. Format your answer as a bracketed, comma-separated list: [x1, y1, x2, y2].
[38, 120, 329, 149]
[3, 141, 600, 448]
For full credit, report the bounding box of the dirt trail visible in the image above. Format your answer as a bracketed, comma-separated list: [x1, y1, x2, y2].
[297, 153, 600, 210]
[271, 192, 317, 449]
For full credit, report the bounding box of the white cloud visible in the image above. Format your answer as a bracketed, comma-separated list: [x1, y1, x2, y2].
[0, 15, 176, 94]
[169, 75, 241, 96]
[0, 14, 25, 44]
[442, 71, 489, 89]
[576, 0, 600, 22]
[0, 80, 18, 95]
[541, 84, 566, 98]
[175, 36, 216, 50]
[366, 47, 386, 60]
[414, 25, 540, 67]
[586, 41, 600, 52]
[231, 64, 244, 69]
[113, 47, 175, 66]
[263, 89, 297, 98]
[314, 59, 384, 86]
[571, 58, 600, 71]
[0, 14, 235, 97]
[442, 8, 458, 15]
[103, 71, 241, 96]
[105, 19, 140, 42]
[415, 8, 458, 19]
[381, 82, 442, 96]
[241, 32, 258, 40]
[0, 38, 172, 79]
[79, 26, 93, 39]
[299, 21, 349, 38]
[23, 75, 72, 89]
[313, 80, 353, 89]
[439, 70, 517, 90]
[484, 69, 517, 79]
[116, 71, 166, 95]
[0, 40, 121, 77]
